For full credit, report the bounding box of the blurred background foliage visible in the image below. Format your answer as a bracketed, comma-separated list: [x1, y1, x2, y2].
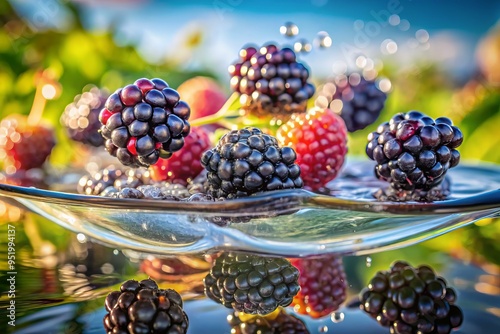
[0, 0, 499, 281]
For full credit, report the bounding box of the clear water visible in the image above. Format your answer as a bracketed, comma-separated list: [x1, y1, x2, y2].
[2, 215, 499, 334]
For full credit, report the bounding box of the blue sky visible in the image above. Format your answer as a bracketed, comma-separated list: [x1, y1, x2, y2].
[10, 0, 500, 79]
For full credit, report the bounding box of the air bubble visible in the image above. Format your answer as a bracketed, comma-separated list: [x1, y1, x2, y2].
[319, 325, 329, 332]
[331, 312, 345, 323]
[316, 31, 332, 48]
[280, 22, 299, 37]
[294, 39, 312, 53]
[366, 256, 372, 267]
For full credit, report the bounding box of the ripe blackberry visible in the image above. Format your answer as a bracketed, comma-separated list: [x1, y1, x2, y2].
[149, 126, 212, 185]
[360, 261, 463, 334]
[61, 86, 108, 147]
[290, 254, 347, 318]
[0, 117, 56, 171]
[227, 309, 309, 334]
[203, 252, 301, 315]
[229, 44, 315, 117]
[99, 78, 191, 167]
[277, 107, 348, 191]
[104, 278, 189, 334]
[318, 73, 387, 132]
[201, 127, 303, 199]
[366, 111, 463, 197]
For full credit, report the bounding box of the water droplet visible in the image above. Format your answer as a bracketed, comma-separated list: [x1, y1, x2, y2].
[319, 325, 329, 332]
[416, 29, 430, 43]
[331, 312, 345, 323]
[315, 95, 329, 109]
[113, 249, 119, 255]
[377, 78, 392, 93]
[366, 256, 372, 267]
[76, 233, 87, 243]
[294, 39, 312, 53]
[398, 19, 410, 31]
[388, 14, 400, 26]
[355, 55, 367, 68]
[381, 39, 398, 55]
[316, 31, 332, 48]
[280, 22, 299, 37]
[101, 263, 114, 274]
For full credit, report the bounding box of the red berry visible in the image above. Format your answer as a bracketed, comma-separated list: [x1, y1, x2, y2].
[290, 254, 347, 319]
[277, 108, 348, 190]
[134, 78, 155, 95]
[176, 77, 226, 120]
[99, 109, 113, 125]
[0, 117, 56, 171]
[127, 137, 138, 156]
[149, 126, 211, 185]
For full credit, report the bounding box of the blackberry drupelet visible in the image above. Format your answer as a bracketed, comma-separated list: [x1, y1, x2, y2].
[360, 261, 463, 334]
[319, 73, 387, 132]
[229, 44, 315, 117]
[203, 252, 301, 315]
[99, 78, 191, 167]
[290, 254, 347, 318]
[61, 86, 108, 147]
[201, 127, 303, 199]
[227, 309, 309, 334]
[366, 111, 463, 197]
[103, 278, 189, 334]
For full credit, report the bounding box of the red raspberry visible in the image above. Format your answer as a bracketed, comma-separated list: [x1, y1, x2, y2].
[149, 126, 211, 185]
[176, 76, 226, 120]
[277, 108, 347, 190]
[0, 117, 56, 171]
[290, 254, 347, 319]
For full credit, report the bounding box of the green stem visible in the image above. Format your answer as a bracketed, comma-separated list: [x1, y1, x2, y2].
[27, 82, 46, 127]
[190, 92, 242, 127]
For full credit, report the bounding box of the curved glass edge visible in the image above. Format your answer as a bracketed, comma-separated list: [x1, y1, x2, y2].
[1, 182, 499, 216]
[12, 195, 500, 257]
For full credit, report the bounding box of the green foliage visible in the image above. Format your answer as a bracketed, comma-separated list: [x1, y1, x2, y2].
[0, 1, 212, 167]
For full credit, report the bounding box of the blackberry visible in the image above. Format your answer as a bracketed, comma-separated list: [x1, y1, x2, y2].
[104, 278, 189, 334]
[366, 111, 463, 197]
[77, 165, 150, 196]
[318, 73, 387, 132]
[227, 309, 309, 334]
[360, 261, 463, 334]
[61, 86, 108, 147]
[77, 165, 201, 200]
[229, 44, 315, 117]
[99, 78, 190, 167]
[201, 127, 303, 199]
[203, 252, 301, 315]
[290, 254, 347, 318]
